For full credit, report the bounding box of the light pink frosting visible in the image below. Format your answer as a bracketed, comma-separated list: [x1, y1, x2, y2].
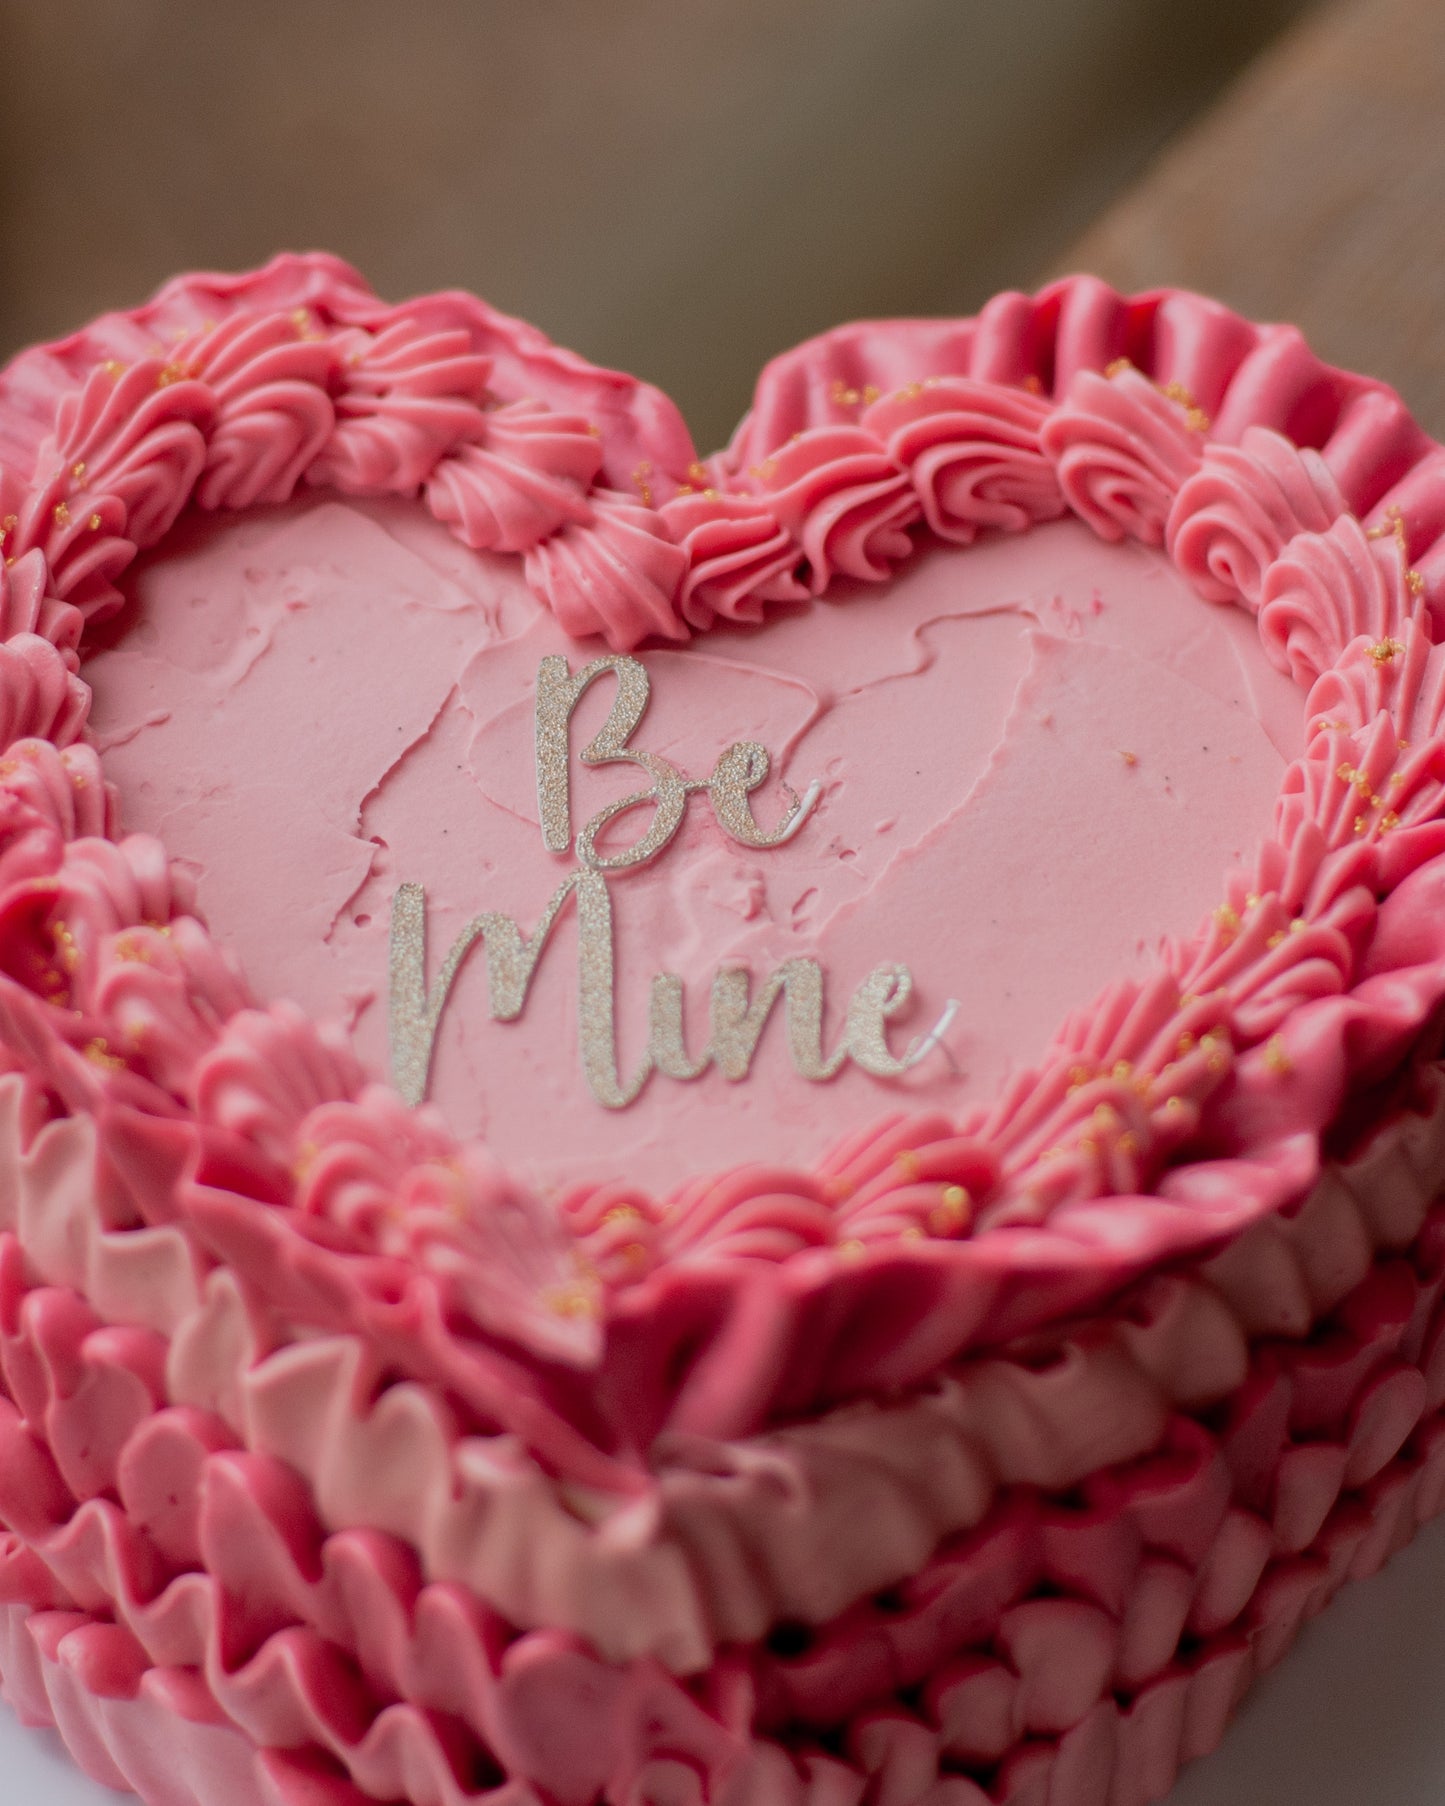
[85, 502, 1301, 1194]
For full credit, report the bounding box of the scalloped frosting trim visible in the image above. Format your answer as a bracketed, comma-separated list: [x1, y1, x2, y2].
[2, 1183, 1445, 1806]
[4, 1048, 1445, 1680]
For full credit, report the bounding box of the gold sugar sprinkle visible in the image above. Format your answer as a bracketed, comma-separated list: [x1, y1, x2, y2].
[1119, 749, 1138, 766]
[543, 1284, 598, 1320]
[894, 1148, 922, 1183]
[1368, 638, 1405, 665]
[1264, 1036, 1292, 1076]
[1112, 1059, 1133, 1081]
[1067, 1063, 1091, 1092]
[1380, 810, 1401, 833]
[71, 461, 86, 482]
[52, 502, 70, 527]
[1266, 930, 1286, 949]
[89, 514, 102, 531]
[1160, 379, 1209, 431]
[101, 359, 124, 379]
[83, 1037, 124, 1071]
[1105, 357, 1132, 377]
[928, 1184, 972, 1236]
[838, 1238, 867, 1261]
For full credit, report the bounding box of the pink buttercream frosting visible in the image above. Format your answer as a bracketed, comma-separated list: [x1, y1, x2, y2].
[0, 261, 1444, 1806]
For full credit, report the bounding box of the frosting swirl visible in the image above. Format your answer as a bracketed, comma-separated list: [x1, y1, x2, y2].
[863, 378, 1063, 543]
[184, 312, 341, 512]
[306, 320, 491, 495]
[753, 426, 919, 590]
[425, 398, 602, 552]
[660, 490, 808, 631]
[1041, 366, 1203, 545]
[1259, 515, 1420, 685]
[523, 487, 688, 647]
[1168, 424, 1348, 608]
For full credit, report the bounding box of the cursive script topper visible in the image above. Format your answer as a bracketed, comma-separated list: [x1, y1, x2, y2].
[390, 655, 956, 1110]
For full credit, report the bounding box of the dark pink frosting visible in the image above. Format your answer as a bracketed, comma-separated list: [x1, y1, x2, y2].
[659, 490, 809, 630]
[425, 399, 602, 552]
[1259, 515, 1420, 684]
[523, 485, 689, 646]
[305, 319, 491, 495]
[863, 377, 1063, 543]
[1040, 365, 1204, 545]
[1168, 424, 1348, 607]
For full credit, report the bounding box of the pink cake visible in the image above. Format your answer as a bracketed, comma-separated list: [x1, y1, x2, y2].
[0, 256, 1443, 1806]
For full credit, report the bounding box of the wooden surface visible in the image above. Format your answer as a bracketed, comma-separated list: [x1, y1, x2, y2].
[1063, 0, 1445, 437]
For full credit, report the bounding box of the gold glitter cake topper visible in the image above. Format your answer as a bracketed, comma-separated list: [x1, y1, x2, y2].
[389, 655, 956, 1110]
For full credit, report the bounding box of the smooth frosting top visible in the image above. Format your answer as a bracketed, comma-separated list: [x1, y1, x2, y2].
[86, 502, 1302, 1194]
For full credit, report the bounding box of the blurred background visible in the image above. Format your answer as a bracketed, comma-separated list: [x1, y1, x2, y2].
[0, 0, 1315, 451]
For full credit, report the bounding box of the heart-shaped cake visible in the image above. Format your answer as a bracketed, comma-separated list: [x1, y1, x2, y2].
[1, 256, 1445, 1806]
